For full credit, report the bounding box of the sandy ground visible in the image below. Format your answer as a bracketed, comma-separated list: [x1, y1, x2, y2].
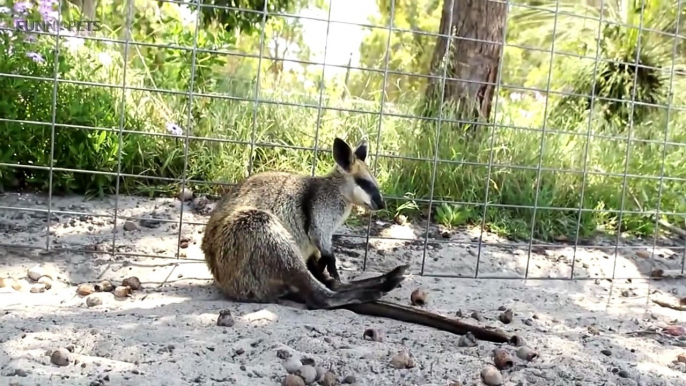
[1, 191, 686, 385]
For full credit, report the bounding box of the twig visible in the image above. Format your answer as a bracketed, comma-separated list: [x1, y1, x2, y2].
[652, 298, 686, 311]
[657, 218, 686, 239]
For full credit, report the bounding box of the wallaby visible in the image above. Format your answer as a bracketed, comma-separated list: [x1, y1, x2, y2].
[201, 137, 511, 343]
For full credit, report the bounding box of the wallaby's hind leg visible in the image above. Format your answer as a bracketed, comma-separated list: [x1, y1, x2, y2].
[285, 266, 405, 309]
[306, 254, 409, 292]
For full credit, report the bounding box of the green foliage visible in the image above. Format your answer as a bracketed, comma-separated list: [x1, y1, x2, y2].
[512, 0, 686, 127]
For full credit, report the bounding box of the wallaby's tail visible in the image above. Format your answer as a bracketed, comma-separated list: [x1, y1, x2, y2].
[341, 300, 512, 343]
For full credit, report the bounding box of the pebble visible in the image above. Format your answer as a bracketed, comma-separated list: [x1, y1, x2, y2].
[390, 351, 414, 369]
[282, 374, 305, 386]
[363, 328, 383, 342]
[296, 365, 317, 384]
[458, 331, 477, 347]
[30, 285, 45, 293]
[179, 187, 194, 201]
[410, 288, 427, 306]
[50, 348, 71, 366]
[343, 375, 356, 383]
[216, 310, 235, 327]
[314, 367, 326, 382]
[499, 309, 513, 324]
[480, 365, 503, 385]
[123, 221, 138, 231]
[86, 295, 103, 307]
[601, 349, 612, 356]
[322, 372, 337, 386]
[38, 276, 52, 290]
[0, 277, 12, 288]
[77, 283, 95, 296]
[27, 266, 45, 281]
[283, 358, 302, 374]
[122, 276, 141, 290]
[113, 286, 131, 298]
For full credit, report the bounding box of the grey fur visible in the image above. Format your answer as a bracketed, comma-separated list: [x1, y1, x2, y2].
[201, 137, 409, 309]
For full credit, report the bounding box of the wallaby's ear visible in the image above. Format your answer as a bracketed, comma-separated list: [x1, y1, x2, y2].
[333, 137, 354, 172]
[354, 138, 368, 162]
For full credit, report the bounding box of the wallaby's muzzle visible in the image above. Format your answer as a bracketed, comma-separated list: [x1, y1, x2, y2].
[371, 194, 385, 210]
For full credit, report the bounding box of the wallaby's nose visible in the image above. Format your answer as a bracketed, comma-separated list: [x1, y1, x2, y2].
[375, 196, 385, 210]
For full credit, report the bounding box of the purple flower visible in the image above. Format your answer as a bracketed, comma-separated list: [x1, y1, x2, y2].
[26, 52, 44, 63]
[166, 122, 183, 136]
[23, 33, 36, 43]
[13, 2, 32, 14]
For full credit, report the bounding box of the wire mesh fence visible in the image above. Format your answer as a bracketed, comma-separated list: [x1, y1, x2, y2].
[0, 0, 684, 307]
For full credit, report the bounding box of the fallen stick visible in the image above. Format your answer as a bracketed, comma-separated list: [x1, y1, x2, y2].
[652, 298, 686, 311]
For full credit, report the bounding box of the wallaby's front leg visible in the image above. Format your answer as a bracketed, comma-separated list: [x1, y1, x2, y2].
[312, 236, 341, 282]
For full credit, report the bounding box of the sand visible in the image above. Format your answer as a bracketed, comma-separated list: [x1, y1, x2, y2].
[1, 191, 686, 386]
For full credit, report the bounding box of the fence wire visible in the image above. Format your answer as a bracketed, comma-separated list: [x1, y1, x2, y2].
[0, 0, 684, 310]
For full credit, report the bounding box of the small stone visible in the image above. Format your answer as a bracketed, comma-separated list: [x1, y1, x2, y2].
[179, 239, 190, 249]
[12, 279, 28, 292]
[410, 289, 427, 306]
[27, 266, 45, 281]
[636, 250, 650, 258]
[342, 374, 356, 384]
[121, 276, 141, 290]
[363, 328, 383, 342]
[76, 283, 95, 296]
[179, 187, 193, 201]
[389, 351, 414, 369]
[499, 309, 513, 324]
[480, 365, 503, 385]
[296, 365, 317, 384]
[192, 196, 208, 211]
[50, 348, 71, 366]
[515, 346, 538, 362]
[216, 309, 235, 327]
[123, 221, 137, 231]
[314, 367, 326, 382]
[283, 358, 302, 374]
[441, 230, 451, 238]
[493, 348, 513, 370]
[37, 276, 52, 290]
[677, 353, 686, 363]
[30, 285, 45, 293]
[282, 374, 305, 386]
[322, 372, 337, 386]
[394, 214, 407, 225]
[471, 311, 482, 321]
[113, 286, 131, 298]
[509, 335, 526, 347]
[457, 331, 477, 347]
[650, 269, 664, 278]
[601, 349, 612, 356]
[524, 318, 533, 326]
[618, 369, 630, 378]
[86, 295, 103, 307]
[94, 280, 114, 292]
[0, 277, 12, 288]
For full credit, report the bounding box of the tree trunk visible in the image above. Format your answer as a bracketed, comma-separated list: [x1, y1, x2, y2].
[424, 0, 508, 123]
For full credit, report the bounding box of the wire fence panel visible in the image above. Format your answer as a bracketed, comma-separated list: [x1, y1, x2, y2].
[1, 0, 685, 313]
